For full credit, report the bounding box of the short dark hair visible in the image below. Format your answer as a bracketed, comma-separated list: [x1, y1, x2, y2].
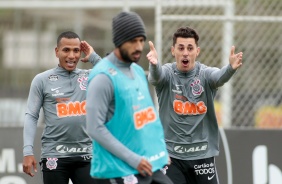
[172, 27, 199, 46]
[57, 31, 80, 46]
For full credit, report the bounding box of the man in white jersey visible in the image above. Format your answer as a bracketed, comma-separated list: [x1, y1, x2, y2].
[86, 11, 173, 184]
[147, 27, 243, 184]
[22, 31, 101, 184]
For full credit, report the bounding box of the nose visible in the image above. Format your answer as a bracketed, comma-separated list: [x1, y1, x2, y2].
[136, 41, 144, 51]
[183, 48, 189, 56]
[68, 51, 75, 59]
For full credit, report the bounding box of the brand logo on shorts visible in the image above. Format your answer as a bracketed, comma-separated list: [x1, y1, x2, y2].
[46, 158, 58, 170]
[122, 175, 138, 184]
[208, 174, 215, 180]
[160, 166, 168, 175]
[194, 162, 216, 180]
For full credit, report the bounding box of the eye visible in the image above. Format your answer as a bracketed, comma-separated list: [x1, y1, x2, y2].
[178, 47, 184, 51]
[129, 39, 136, 44]
[140, 38, 145, 43]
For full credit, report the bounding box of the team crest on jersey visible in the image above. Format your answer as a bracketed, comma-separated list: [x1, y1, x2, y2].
[46, 158, 58, 170]
[122, 175, 138, 184]
[190, 78, 204, 96]
[77, 76, 88, 90]
[48, 75, 58, 81]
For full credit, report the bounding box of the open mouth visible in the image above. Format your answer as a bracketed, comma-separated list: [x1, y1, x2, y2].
[66, 61, 76, 67]
[133, 53, 141, 59]
[132, 51, 141, 60]
[182, 59, 189, 65]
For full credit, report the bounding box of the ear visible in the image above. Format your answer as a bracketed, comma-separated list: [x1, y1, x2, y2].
[55, 47, 59, 58]
[171, 46, 175, 57]
[196, 47, 200, 56]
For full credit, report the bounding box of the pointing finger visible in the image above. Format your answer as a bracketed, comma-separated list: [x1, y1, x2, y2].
[148, 41, 155, 51]
[230, 46, 235, 56]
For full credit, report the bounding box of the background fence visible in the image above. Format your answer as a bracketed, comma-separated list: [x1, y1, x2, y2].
[0, 0, 282, 128]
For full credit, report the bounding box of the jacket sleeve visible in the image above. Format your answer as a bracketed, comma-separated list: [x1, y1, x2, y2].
[88, 52, 102, 66]
[23, 75, 44, 156]
[205, 64, 237, 88]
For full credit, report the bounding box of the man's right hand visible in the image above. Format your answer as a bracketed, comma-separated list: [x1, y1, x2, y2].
[137, 158, 153, 177]
[80, 41, 95, 63]
[23, 155, 37, 177]
[146, 41, 158, 65]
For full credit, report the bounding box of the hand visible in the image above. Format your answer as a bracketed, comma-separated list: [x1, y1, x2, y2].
[80, 41, 95, 63]
[168, 156, 171, 165]
[146, 41, 158, 65]
[23, 155, 37, 177]
[229, 46, 243, 70]
[136, 158, 153, 177]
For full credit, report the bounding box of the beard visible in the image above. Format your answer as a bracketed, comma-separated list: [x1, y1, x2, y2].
[119, 47, 141, 63]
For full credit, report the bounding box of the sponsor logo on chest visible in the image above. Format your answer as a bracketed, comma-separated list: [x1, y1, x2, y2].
[51, 86, 64, 96]
[56, 100, 86, 117]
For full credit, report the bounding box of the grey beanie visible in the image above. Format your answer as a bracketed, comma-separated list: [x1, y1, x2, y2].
[112, 11, 147, 47]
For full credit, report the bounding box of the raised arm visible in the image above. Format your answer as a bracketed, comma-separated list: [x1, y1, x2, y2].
[80, 41, 102, 65]
[229, 46, 243, 69]
[208, 46, 243, 88]
[147, 41, 167, 86]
